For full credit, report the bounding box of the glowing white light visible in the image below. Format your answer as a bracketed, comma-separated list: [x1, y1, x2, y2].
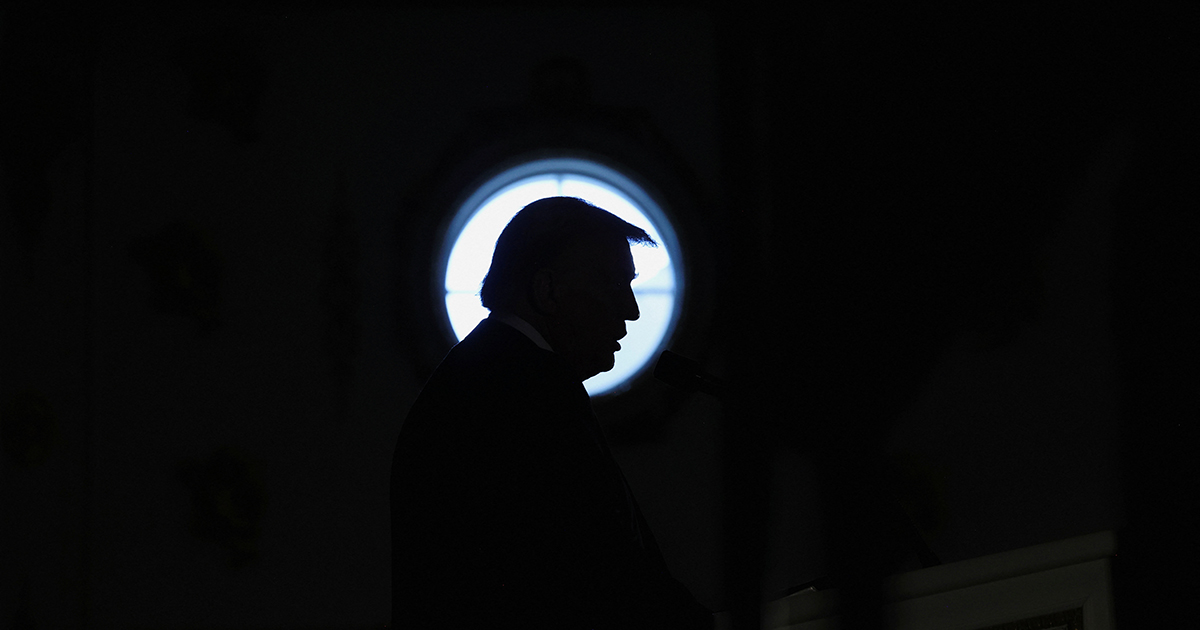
[442, 160, 681, 396]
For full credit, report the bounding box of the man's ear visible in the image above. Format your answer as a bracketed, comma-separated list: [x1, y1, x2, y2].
[532, 268, 557, 314]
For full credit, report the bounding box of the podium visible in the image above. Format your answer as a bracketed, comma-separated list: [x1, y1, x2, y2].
[763, 531, 1116, 630]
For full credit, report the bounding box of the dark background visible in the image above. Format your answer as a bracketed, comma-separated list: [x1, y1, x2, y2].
[2, 2, 1195, 628]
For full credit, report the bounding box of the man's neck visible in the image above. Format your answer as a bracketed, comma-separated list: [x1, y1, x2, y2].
[488, 311, 553, 352]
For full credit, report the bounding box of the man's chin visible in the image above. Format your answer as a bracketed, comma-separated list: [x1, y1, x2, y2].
[578, 354, 616, 382]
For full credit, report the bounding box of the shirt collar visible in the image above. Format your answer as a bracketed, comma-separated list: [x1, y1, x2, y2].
[489, 312, 554, 352]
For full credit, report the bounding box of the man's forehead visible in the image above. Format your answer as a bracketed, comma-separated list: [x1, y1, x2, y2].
[556, 235, 635, 273]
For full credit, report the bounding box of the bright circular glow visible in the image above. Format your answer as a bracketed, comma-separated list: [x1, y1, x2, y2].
[441, 157, 682, 396]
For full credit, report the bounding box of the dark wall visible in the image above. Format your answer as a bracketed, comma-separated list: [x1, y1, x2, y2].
[713, 3, 1196, 627]
[2, 2, 1193, 629]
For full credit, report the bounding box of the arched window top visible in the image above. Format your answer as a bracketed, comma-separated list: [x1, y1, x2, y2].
[440, 156, 683, 396]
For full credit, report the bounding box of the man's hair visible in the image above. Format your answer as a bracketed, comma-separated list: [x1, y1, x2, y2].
[480, 196, 655, 311]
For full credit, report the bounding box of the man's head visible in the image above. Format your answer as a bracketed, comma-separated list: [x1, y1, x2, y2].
[480, 196, 654, 381]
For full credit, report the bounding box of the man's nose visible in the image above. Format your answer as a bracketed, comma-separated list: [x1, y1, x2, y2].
[624, 285, 640, 321]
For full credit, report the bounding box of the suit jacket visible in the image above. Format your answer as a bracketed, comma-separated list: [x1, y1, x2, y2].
[391, 317, 712, 629]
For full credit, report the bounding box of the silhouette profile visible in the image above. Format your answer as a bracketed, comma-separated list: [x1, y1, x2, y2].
[390, 197, 713, 629]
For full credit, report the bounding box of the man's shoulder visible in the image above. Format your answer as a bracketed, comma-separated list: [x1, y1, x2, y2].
[411, 318, 577, 411]
[396, 318, 587, 459]
[440, 317, 558, 378]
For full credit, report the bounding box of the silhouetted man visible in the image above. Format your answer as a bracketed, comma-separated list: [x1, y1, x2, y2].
[391, 197, 714, 629]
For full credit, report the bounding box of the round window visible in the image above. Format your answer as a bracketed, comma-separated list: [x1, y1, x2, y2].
[440, 157, 682, 396]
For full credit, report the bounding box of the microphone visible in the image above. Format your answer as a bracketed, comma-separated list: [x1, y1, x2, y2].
[654, 350, 725, 398]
